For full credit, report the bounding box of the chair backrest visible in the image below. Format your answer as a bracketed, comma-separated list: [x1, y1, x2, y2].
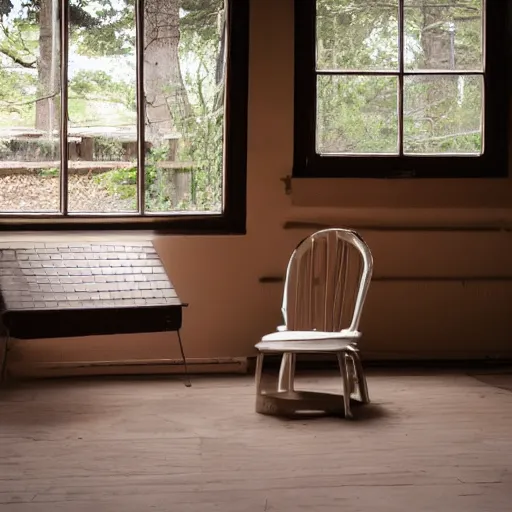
[282, 228, 373, 333]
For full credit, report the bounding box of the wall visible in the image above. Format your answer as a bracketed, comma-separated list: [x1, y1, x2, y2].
[5, 0, 512, 377]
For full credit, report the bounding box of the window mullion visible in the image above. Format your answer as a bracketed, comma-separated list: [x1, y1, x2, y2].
[136, 0, 145, 215]
[59, 0, 69, 215]
[398, 0, 404, 156]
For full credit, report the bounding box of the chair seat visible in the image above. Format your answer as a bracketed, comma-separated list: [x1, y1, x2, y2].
[256, 329, 360, 353]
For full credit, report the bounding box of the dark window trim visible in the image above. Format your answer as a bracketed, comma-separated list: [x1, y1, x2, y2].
[293, 0, 510, 179]
[0, 0, 249, 234]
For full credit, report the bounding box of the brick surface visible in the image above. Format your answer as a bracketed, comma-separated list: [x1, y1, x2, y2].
[0, 242, 181, 311]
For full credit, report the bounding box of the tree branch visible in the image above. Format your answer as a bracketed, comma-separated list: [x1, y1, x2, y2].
[0, 22, 36, 64]
[0, 91, 59, 107]
[0, 47, 36, 68]
[453, 16, 481, 21]
[401, 2, 478, 9]
[408, 129, 480, 144]
[346, 3, 478, 11]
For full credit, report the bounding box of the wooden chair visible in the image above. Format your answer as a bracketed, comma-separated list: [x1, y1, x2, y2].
[255, 228, 373, 418]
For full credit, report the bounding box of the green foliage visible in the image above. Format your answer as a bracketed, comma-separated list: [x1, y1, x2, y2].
[94, 165, 137, 201]
[0, 0, 486, 213]
[69, 70, 136, 111]
[39, 167, 59, 177]
[316, 0, 484, 155]
[0, 138, 58, 159]
[0, 16, 39, 71]
[176, 103, 223, 210]
[72, 0, 136, 57]
[175, 5, 225, 211]
[143, 146, 171, 210]
[181, 0, 223, 46]
[1, 0, 226, 213]
[94, 147, 172, 210]
[0, 69, 37, 123]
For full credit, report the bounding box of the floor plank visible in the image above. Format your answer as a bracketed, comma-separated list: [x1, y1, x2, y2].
[1, 370, 512, 511]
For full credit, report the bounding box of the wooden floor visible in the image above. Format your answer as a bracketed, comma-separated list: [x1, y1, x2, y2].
[1, 369, 512, 511]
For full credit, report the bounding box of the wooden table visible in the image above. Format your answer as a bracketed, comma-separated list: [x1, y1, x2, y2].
[0, 241, 190, 385]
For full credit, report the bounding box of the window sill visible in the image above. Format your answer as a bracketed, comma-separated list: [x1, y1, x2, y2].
[291, 178, 512, 209]
[0, 213, 246, 235]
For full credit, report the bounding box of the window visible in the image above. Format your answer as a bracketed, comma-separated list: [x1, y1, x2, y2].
[0, 0, 248, 232]
[294, 0, 509, 178]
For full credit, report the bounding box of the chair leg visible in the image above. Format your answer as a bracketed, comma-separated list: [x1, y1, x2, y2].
[347, 347, 370, 404]
[278, 353, 296, 393]
[337, 352, 353, 419]
[176, 330, 191, 388]
[255, 352, 264, 396]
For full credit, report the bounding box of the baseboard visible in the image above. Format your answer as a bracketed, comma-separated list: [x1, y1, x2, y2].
[8, 352, 512, 380]
[247, 353, 512, 373]
[8, 357, 248, 379]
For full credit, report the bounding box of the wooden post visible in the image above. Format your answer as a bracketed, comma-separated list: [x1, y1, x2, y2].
[79, 137, 94, 160]
[161, 134, 192, 207]
[68, 138, 79, 160]
[166, 136, 178, 161]
[171, 168, 192, 206]
[123, 141, 138, 160]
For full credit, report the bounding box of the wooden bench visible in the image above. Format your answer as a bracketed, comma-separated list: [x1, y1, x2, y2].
[0, 129, 196, 204]
[0, 241, 190, 385]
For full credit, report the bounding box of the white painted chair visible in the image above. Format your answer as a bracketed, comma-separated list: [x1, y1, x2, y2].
[255, 228, 373, 418]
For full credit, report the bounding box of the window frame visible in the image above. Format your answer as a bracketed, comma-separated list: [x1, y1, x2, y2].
[0, 0, 249, 234]
[293, 0, 510, 179]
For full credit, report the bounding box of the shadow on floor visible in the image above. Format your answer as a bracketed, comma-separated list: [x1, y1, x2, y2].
[468, 372, 512, 393]
[266, 400, 390, 423]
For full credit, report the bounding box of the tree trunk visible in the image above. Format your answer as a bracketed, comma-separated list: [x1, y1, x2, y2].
[213, 0, 226, 111]
[418, 1, 454, 146]
[421, 3, 451, 69]
[144, 0, 191, 142]
[36, 0, 60, 136]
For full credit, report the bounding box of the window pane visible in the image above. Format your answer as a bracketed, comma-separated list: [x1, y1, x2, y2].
[317, 76, 398, 154]
[67, 0, 137, 213]
[0, 0, 60, 212]
[404, 75, 482, 154]
[144, 0, 225, 213]
[316, 0, 399, 71]
[404, 0, 483, 71]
